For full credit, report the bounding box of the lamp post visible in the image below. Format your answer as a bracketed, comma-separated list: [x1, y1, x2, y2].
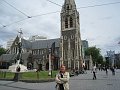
[48, 48, 52, 76]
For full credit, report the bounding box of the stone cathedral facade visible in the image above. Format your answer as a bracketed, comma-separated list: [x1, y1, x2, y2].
[60, 0, 83, 70]
[0, 0, 84, 71]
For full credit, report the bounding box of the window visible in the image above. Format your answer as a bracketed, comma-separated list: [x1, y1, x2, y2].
[70, 17, 73, 28]
[76, 37, 77, 41]
[33, 50, 35, 55]
[77, 16, 79, 24]
[64, 50, 67, 59]
[44, 49, 46, 53]
[71, 35, 74, 39]
[41, 50, 43, 54]
[35, 50, 37, 55]
[67, 6, 69, 10]
[64, 36, 67, 40]
[39, 50, 40, 55]
[65, 18, 68, 28]
[72, 49, 74, 58]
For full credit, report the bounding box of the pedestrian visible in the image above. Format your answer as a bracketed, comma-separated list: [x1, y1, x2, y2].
[55, 65, 70, 90]
[111, 67, 115, 75]
[75, 68, 79, 76]
[91, 65, 97, 80]
[105, 66, 108, 75]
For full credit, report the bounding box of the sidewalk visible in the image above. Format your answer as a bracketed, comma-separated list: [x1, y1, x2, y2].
[0, 70, 120, 90]
[70, 69, 120, 90]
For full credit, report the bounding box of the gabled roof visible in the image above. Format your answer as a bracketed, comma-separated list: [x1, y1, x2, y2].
[0, 53, 31, 62]
[12, 36, 60, 50]
[11, 36, 32, 49]
[31, 38, 60, 49]
[22, 39, 32, 49]
[0, 54, 16, 62]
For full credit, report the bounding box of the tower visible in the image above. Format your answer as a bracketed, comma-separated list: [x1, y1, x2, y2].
[60, 0, 83, 70]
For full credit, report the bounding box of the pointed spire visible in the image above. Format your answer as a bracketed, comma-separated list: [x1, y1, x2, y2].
[62, 0, 76, 12]
[65, 0, 75, 5]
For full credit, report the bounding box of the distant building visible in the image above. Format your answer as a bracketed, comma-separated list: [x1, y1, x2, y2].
[114, 53, 120, 68]
[29, 35, 47, 42]
[106, 50, 115, 66]
[6, 38, 15, 49]
[84, 55, 93, 70]
[82, 40, 89, 50]
[105, 52, 120, 68]
[81, 40, 92, 70]
[82, 40, 89, 59]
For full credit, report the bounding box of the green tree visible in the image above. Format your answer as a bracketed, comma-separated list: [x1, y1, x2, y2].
[85, 46, 103, 65]
[0, 48, 6, 56]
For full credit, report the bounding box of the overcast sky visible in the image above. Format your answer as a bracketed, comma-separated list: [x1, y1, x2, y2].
[0, 0, 120, 55]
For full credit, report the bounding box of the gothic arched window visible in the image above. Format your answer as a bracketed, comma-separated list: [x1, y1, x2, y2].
[71, 35, 74, 39]
[64, 35, 67, 40]
[65, 18, 68, 28]
[67, 6, 69, 10]
[70, 17, 73, 28]
[77, 16, 79, 24]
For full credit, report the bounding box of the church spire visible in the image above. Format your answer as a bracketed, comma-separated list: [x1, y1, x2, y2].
[60, 0, 83, 70]
[65, 0, 75, 5]
[62, 0, 76, 12]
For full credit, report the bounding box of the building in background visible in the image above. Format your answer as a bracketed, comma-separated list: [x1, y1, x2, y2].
[84, 55, 93, 70]
[81, 40, 93, 70]
[114, 53, 120, 68]
[82, 40, 89, 50]
[105, 51, 120, 68]
[82, 40, 89, 61]
[29, 35, 47, 42]
[106, 50, 115, 66]
[6, 38, 15, 49]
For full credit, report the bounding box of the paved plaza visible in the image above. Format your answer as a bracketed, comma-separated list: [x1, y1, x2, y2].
[0, 70, 120, 90]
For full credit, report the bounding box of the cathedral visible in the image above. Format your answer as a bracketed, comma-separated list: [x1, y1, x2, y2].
[0, 0, 84, 71]
[60, 0, 83, 70]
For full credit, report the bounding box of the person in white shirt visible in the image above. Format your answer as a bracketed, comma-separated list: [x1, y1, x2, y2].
[91, 65, 97, 80]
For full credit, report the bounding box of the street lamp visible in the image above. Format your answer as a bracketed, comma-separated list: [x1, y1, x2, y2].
[48, 48, 52, 76]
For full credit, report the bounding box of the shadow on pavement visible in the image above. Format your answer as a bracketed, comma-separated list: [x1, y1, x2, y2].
[0, 82, 38, 90]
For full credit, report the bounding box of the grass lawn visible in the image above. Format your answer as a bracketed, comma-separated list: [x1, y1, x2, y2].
[0, 72, 14, 79]
[0, 71, 58, 80]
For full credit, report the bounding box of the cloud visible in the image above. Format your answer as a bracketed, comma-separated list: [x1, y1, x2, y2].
[100, 16, 112, 20]
[0, 0, 120, 55]
[115, 37, 120, 42]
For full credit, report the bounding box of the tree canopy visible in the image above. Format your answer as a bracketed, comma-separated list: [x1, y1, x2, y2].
[0, 48, 6, 56]
[85, 46, 103, 65]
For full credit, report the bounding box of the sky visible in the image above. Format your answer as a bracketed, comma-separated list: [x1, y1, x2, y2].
[0, 0, 120, 55]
